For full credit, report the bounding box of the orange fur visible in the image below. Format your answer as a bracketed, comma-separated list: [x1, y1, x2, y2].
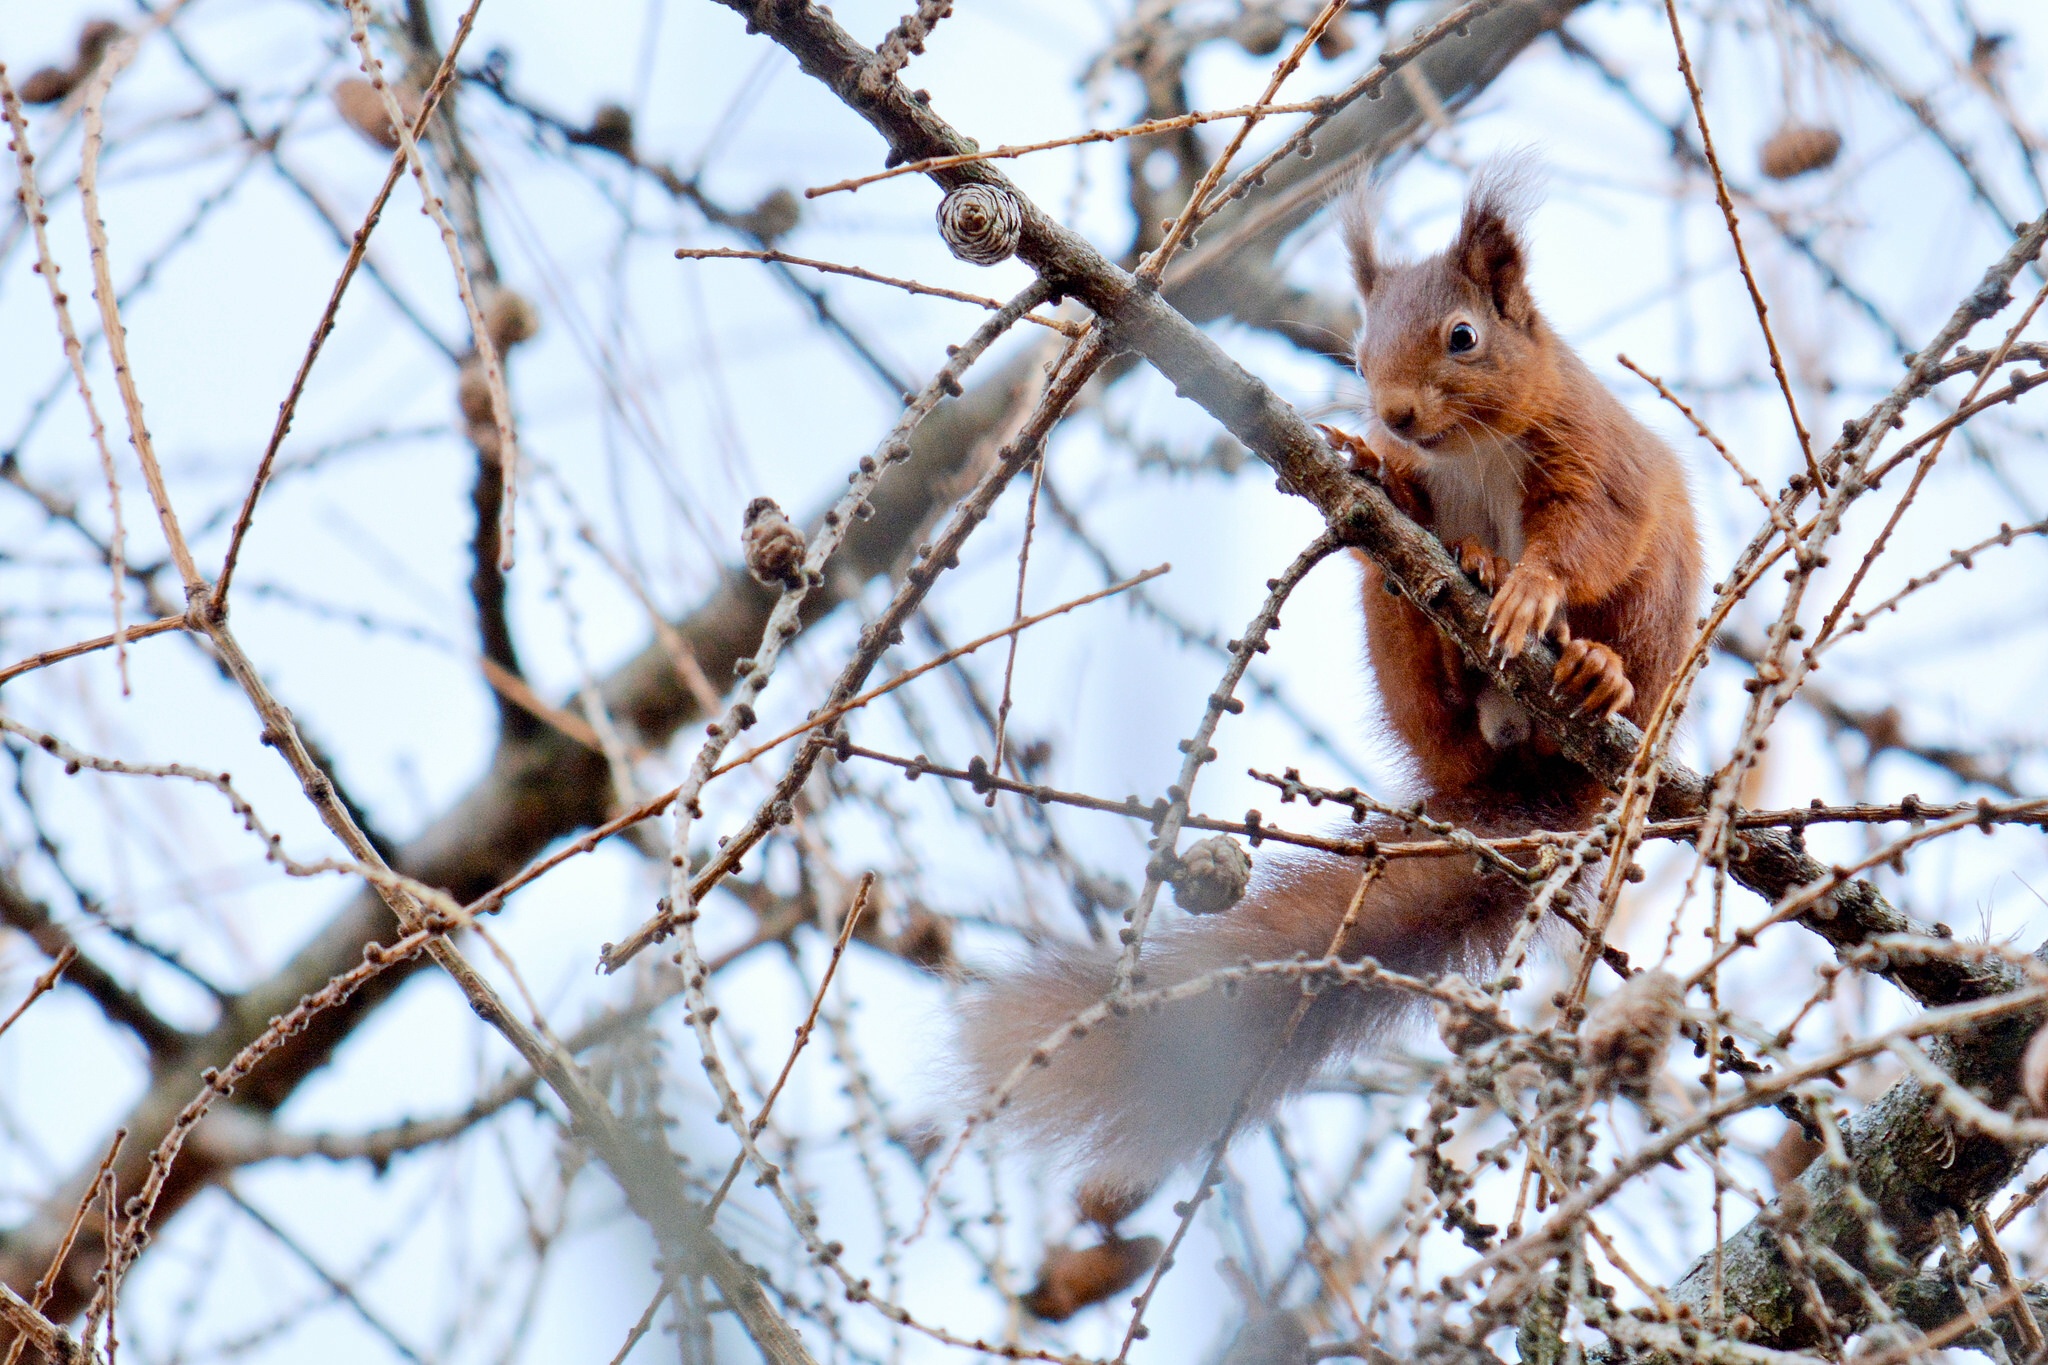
[959, 163, 1702, 1194]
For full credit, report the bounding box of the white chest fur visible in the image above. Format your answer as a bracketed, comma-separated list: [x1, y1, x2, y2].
[1384, 425, 1536, 750]
[1411, 429, 1528, 562]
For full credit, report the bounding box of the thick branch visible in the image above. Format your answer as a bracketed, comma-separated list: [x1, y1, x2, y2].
[736, 6, 2048, 1348]
[718, 0, 2024, 1013]
[1665, 994, 2044, 1347]
[0, 337, 1042, 1324]
[0, 870, 187, 1060]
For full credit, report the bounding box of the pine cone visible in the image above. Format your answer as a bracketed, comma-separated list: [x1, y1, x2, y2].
[1580, 969, 1685, 1099]
[17, 67, 77, 105]
[1759, 123, 1842, 181]
[1021, 1236, 1162, 1321]
[1432, 974, 1509, 1055]
[483, 290, 539, 352]
[742, 497, 806, 588]
[568, 103, 634, 155]
[936, 184, 1022, 266]
[1170, 834, 1252, 915]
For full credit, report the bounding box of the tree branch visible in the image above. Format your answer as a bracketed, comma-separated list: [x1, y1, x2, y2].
[0, 870, 188, 1060]
[0, 0, 1591, 1328]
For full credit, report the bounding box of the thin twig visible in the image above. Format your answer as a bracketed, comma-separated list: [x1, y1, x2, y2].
[1972, 1206, 2044, 1358]
[0, 944, 75, 1042]
[675, 247, 1080, 333]
[340, 0, 519, 568]
[708, 563, 1167, 781]
[211, 0, 483, 609]
[2, 63, 133, 690]
[0, 615, 186, 689]
[1661, 0, 1822, 489]
[706, 873, 873, 1216]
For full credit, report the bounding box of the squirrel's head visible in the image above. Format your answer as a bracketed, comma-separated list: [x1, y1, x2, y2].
[1343, 162, 1549, 455]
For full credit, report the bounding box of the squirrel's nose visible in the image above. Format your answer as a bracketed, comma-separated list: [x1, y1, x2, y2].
[1379, 403, 1417, 436]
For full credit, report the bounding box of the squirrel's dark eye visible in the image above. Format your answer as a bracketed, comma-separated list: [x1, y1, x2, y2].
[1447, 322, 1478, 354]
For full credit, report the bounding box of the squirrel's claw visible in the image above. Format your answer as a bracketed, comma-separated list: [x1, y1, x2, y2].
[1553, 638, 1635, 718]
[1452, 538, 1512, 593]
[1317, 423, 1381, 479]
[1485, 563, 1565, 659]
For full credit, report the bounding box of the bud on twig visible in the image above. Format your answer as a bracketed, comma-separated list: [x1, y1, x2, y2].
[742, 497, 807, 588]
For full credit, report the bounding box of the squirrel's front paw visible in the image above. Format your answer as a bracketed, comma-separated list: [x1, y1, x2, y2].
[1553, 638, 1635, 718]
[1316, 423, 1381, 479]
[1485, 563, 1565, 659]
[1451, 538, 1512, 593]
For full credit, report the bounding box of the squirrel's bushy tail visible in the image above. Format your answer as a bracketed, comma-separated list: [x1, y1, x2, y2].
[958, 811, 1560, 1192]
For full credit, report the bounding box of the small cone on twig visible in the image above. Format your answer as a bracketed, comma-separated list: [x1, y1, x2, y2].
[893, 906, 954, 973]
[1170, 834, 1252, 915]
[18, 19, 123, 105]
[567, 102, 635, 155]
[333, 77, 425, 151]
[1314, 19, 1354, 59]
[737, 188, 801, 244]
[1759, 123, 1842, 181]
[1580, 969, 1685, 1099]
[1230, 7, 1290, 56]
[483, 290, 539, 352]
[1021, 1236, 1163, 1321]
[1433, 974, 1510, 1055]
[742, 497, 806, 589]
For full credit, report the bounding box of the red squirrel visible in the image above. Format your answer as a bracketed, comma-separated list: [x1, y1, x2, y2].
[960, 165, 1701, 1196]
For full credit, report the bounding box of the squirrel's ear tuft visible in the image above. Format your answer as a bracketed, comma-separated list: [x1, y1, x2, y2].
[1450, 156, 1540, 326]
[1336, 182, 1379, 300]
